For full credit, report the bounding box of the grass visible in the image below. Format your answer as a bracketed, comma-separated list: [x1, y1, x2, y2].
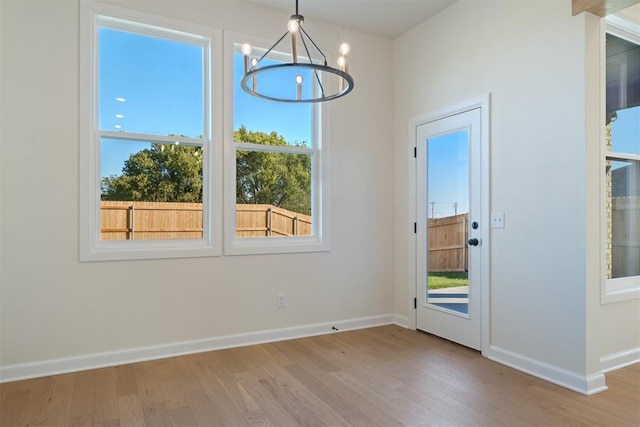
[428, 272, 469, 289]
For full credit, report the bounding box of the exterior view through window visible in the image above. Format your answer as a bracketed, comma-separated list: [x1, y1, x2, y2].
[232, 47, 316, 238]
[99, 26, 207, 241]
[605, 33, 640, 281]
[426, 131, 470, 314]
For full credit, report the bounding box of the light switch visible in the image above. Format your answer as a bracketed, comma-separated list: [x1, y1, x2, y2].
[491, 212, 505, 229]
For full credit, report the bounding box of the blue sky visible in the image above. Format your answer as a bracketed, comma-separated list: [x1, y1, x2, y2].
[99, 28, 311, 178]
[611, 106, 640, 160]
[99, 29, 204, 138]
[232, 53, 312, 145]
[99, 27, 638, 206]
[427, 131, 469, 218]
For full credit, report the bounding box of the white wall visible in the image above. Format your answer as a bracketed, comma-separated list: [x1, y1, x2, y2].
[2, 0, 637, 392]
[393, 0, 639, 392]
[0, 0, 394, 376]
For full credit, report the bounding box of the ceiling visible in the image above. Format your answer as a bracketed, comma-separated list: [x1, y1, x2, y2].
[242, 0, 458, 39]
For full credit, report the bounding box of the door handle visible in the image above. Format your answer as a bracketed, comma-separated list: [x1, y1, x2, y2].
[468, 238, 479, 246]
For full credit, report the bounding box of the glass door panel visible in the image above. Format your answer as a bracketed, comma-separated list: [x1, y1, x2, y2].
[426, 130, 470, 315]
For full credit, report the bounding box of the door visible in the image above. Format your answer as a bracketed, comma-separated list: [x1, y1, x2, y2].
[416, 108, 482, 350]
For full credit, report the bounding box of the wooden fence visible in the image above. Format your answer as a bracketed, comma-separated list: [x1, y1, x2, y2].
[101, 202, 467, 271]
[236, 204, 312, 237]
[100, 201, 204, 240]
[428, 213, 469, 272]
[100, 201, 311, 240]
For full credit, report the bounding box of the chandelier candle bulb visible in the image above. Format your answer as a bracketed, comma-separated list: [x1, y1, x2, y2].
[339, 43, 350, 73]
[241, 43, 252, 73]
[339, 43, 350, 56]
[337, 56, 346, 72]
[250, 57, 258, 90]
[288, 19, 299, 64]
[296, 75, 303, 100]
[291, 32, 298, 63]
[337, 56, 347, 91]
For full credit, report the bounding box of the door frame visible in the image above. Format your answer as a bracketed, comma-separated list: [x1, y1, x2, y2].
[407, 94, 491, 355]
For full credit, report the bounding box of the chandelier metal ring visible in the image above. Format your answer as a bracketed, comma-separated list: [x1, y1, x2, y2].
[240, 63, 354, 103]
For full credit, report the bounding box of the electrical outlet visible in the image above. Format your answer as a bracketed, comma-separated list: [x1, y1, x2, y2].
[277, 293, 286, 308]
[491, 212, 505, 229]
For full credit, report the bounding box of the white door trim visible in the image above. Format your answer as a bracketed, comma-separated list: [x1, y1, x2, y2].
[407, 94, 491, 355]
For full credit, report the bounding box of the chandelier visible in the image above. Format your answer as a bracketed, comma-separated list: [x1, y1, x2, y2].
[240, 0, 354, 103]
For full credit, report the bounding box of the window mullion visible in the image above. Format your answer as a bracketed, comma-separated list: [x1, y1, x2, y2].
[234, 141, 315, 155]
[96, 13, 208, 47]
[606, 151, 640, 162]
[100, 131, 205, 147]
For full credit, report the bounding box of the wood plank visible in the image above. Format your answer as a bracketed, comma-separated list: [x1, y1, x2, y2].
[41, 374, 76, 426]
[69, 414, 95, 427]
[117, 394, 145, 427]
[0, 326, 638, 426]
[151, 357, 188, 409]
[14, 376, 55, 427]
[344, 412, 383, 427]
[182, 388, 227, 426]
[257, 376, 327, 426]
[115, 364, 138, 397]
[167, 405, 198, 426]
[97, 419, 121, 427]
[94, 367, 120, 424]
[0, 390, 30, 427]
[141, 401, 172, 426]
[69, 369, 96, 419]
[233, 371, 301, 426]
[188, 351, 254, 415]
[134, 362, 164, 407]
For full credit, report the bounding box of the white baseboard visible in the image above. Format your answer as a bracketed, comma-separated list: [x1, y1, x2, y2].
[0, 314, 395, 383]
[392, 314, 410, 328]
[487, 345, 608, 395]
[600, 347, 640, 373]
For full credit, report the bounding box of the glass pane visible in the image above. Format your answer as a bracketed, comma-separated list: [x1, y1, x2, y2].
[426, 130, 469, 314]
[610, 106, 640, 155]
[236, 150, 312, 237]
[607, 159, 640, 278]
[233, 51, 312, 147]
[101, 138, 203, 241]
[98, 28, 204, 138]
[606, 32, 639, 155]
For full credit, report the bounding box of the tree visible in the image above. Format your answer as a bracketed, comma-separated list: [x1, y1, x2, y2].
[235, 126, 311, 215]
[101, 127, 312, 216]
[101, 143, 203, 202]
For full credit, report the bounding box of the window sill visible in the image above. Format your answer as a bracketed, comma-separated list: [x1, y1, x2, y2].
[80, 240, 220, 262]
[602, 276, 640, 304]
[224, 236, 330, 256]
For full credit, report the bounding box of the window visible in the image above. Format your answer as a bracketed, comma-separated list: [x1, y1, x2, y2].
[80, 2, 222, 261]
[603, 17, 640, 301]
[224, 33, 330, 255]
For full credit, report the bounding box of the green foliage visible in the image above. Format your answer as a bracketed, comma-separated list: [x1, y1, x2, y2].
[428, 272, 469, 289]
[101, 143, 203, 202]
[101, 127, 312, 216]
[234, 126, 311, 215]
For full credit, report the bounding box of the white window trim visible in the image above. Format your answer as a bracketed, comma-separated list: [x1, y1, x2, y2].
[223, 31, 331, 255]
[79, 1, 223, 261]
[601, 17, 640, 303]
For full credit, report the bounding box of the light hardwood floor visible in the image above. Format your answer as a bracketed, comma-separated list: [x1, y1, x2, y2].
[1, 325, 639, 426]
